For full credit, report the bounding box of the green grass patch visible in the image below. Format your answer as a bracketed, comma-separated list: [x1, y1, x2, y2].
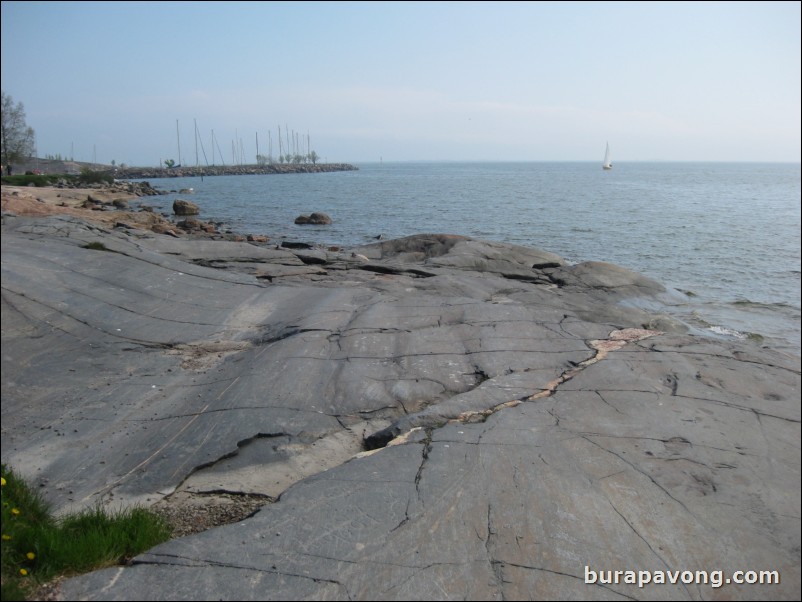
[1, 464, 172, 601]
[0, 174, 62, 187]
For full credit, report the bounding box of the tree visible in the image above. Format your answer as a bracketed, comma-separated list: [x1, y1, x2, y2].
[164, 159, 176, 168]
[308, 150, 319, 165]
[1, 91, 35, 174]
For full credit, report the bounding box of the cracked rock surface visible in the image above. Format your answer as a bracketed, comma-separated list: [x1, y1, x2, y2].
[1, 215, 799, 600]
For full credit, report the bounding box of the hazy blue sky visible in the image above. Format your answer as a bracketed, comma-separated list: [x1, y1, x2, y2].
[2, 1, 800, 165]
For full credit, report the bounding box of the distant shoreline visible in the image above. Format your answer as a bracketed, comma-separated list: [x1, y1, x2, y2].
[4, 157, 358, 179]
[114, 163, 358, 179]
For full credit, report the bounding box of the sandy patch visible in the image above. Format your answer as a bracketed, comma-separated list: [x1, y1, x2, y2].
[1, 184, 171, 231]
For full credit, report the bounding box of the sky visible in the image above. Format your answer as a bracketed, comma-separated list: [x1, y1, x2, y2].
[1, 1, 800, 166]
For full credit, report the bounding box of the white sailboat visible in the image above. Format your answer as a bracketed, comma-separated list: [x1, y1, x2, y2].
[602, 142, 612, 170]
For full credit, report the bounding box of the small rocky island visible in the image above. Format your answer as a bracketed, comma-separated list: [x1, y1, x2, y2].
[1, 184, 799, 601]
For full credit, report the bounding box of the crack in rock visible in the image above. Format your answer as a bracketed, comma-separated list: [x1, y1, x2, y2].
[413, 429, 433, 504]
[163, 419, 392, 516]
[377, 328, 663, 443]
[525, 328, 663, 401]
[164, 340, 252, 371]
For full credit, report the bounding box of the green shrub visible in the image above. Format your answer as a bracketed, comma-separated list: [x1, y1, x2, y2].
[76, 168, 114, 186]
[82, 241, 109, 251]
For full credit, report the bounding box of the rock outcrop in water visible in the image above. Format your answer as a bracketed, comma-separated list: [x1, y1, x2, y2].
[294, 211, 333, 225]
[1, 214, 799, 601]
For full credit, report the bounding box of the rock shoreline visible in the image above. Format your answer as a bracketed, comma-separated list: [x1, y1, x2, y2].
[1, 193, 799, 600]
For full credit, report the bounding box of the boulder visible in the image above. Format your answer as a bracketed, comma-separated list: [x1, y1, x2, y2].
[295, 212, 332, 225]
[177, 218, 203, 231]
[173, 199, 200, 216]
[150, 223, 182, 237]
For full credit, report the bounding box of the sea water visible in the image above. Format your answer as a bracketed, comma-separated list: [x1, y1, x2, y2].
[133, 162, 801, 355]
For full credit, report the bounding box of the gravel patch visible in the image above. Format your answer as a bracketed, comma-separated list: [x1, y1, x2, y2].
[151, 492, 273, 538]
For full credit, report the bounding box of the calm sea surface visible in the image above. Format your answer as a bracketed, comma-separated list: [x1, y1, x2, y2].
[134, 162, 801, 355]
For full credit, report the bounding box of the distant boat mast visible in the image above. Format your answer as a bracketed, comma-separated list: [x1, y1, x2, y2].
[176, 119, 182, 166]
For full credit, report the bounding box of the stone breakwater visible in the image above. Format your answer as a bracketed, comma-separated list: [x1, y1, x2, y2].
[59, 179, 165, 195]
[115, 163, 358, 179]
[1, 214, 799, 600]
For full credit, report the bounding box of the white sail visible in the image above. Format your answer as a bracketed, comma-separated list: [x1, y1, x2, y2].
[602, 143, 612, 170]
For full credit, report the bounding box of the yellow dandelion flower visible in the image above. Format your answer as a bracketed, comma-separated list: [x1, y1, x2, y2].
[1, 477, 6, 486]
[1, 534, 10, 540]
[19, 568, 28, 576]
[27, 552, 36, 560]
[11, 508, 20, 516]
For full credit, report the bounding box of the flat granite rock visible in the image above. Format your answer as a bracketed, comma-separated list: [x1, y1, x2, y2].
[1, 214, 799, 600]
